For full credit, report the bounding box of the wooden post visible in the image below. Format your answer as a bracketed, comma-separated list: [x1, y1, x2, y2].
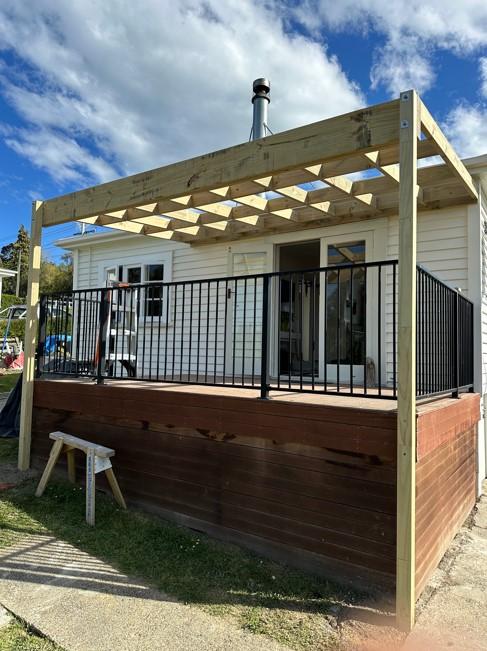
[18, 200, 43, 471]
[396, 90, 419, 631]
[86, 448, 96, 526]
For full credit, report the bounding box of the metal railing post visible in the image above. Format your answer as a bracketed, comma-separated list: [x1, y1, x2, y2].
[260, 275, 270, 399]
[453, 291, 459, 398]
[36, 294, 48, 377]
[96, 289, 110, 385]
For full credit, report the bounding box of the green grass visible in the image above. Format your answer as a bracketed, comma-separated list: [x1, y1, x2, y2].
[0, 440, 363, 650]
[0, 619, 63, 651]
[0, 373, 20, 394]
[0, 439, 17, 464]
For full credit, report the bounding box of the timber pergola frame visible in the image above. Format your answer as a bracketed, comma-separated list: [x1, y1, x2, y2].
[20, 90, 478, 631]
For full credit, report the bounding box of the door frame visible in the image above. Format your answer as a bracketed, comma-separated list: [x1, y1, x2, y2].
[320, 231, 374, 385]
[224, 221, 388, 383]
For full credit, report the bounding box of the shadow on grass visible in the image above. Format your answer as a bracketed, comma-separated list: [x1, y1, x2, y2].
[0, 477, 367, 618]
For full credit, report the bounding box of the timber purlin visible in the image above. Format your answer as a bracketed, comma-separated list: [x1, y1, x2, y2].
[31, 379, 479, 599]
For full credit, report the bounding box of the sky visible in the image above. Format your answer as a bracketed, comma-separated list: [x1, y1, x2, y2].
[0, 0, 486, 260]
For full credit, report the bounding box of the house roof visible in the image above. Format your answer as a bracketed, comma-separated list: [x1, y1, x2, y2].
[0, 267, 17, 278]
[42, 91, 479, 248]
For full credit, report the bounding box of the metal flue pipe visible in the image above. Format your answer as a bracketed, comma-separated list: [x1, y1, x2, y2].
[251, 78, 270, 140]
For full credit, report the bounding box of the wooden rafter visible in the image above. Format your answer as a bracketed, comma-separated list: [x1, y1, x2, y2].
[419, 100, 478, 200]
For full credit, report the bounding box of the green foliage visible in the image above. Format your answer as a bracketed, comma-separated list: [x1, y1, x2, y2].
[0, 225, 30, 296]
[0, 373, 20, 394]
[0, 619, 63, 651]
[40, 253, 73, 293]
[0, 294, 24, 310]
[0, 226, 73, 296]
[0, 318, 25, 340]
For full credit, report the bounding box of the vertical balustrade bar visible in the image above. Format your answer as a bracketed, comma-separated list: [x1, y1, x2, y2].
[363, 267, 367, 396]
[214, 282, 219, 383]
[252, 278, 257, 386]
[349, 268, 353, 395]
[311, 272, 316, 391]
[336, 268, 341, 393]
[393, 264, 397, 398]
[378, 265, 382, 396]
[223, 280, 228, 384]
[260, 274, 270, 399]
[205, 281, 210, 383]
[180, 284, 185, 381]
[242, 278, 247, 386]
[288, 274, 292, 389]
[324, 270, 328, 393]
[36, 295, 48, 377]
[299, 274, 303, 391]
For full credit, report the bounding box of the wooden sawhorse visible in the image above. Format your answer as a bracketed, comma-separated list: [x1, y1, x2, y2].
[35, 431, 126, 525]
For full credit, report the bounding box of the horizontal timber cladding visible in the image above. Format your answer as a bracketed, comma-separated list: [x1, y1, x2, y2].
[415, 393, 480, 598]
[32, 379, 398, 584]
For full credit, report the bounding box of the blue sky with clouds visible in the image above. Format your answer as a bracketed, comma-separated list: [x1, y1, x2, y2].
[0, 1, 486, 259]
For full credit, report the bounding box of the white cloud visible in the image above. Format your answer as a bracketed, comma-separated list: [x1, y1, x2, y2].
[480, 58, 487, 99]
[443, 103, 487, 158]
[292, 1, 487, 96]
[370, 36, 435, 95]
[0, 0, 364, 188]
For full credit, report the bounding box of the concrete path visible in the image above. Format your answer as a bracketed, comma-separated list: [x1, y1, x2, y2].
[405, 485, 487, 651]
[0, 534, 291, 651]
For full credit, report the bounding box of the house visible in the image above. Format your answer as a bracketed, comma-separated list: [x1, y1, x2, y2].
[19, 90, 485, 631]
[0, 267, 17, 306]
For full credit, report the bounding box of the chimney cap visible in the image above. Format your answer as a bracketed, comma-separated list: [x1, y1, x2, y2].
[252, 78, 270, 103]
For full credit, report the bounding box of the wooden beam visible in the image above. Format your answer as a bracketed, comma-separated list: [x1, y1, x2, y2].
[420, 100, 477, 201]
[41, 99, 400, 226]
[18, 200, 43, 471]
[396, 89, 419, 632]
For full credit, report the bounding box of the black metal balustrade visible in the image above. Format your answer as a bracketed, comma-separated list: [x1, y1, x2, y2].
[36, 259, 473, 400]
[416, 266, 474, 398]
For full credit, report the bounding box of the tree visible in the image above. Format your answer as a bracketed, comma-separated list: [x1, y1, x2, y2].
[0, 225, 30, 296]
[40, 253, 73, 293]
[0, 227, 73, 297]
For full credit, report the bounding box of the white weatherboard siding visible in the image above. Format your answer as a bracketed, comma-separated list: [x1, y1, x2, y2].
[478, 191, 487, 487]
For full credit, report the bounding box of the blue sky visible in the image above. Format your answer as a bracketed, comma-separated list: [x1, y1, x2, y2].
[0, 1, 486, 260]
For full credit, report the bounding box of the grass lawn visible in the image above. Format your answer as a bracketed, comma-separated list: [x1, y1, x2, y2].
[0, 619, 63, 651]
[0, 441, 364, 650]
[0, 373, 20, 394]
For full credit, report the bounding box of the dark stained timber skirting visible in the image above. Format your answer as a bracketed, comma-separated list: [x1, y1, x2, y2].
[31, 380, 479, 596]
[415, 393, 479, 598]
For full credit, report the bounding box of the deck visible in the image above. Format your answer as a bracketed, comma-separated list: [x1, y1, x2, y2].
[31, 377, 479, 597]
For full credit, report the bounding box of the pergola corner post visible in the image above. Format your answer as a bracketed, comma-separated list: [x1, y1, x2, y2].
[18, 200, 43, 471]
[396, 89, 419, 631]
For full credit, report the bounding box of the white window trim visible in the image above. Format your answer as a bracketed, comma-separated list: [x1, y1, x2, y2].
[99, 252, 173, 325]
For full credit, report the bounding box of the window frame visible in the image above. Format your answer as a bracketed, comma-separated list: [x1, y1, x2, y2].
[100, 252, 172, 324]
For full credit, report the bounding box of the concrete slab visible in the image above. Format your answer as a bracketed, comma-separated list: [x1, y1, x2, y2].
[0, 534, 291, 651]
[405, 484, 487, 651]
[0, 605, 11, 629]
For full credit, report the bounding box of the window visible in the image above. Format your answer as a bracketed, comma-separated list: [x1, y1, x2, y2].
[127, 267, 142, 285]
[103, 256, 171, 321]
[125, 263, 164, 318]
[145, 264, 164, 317]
